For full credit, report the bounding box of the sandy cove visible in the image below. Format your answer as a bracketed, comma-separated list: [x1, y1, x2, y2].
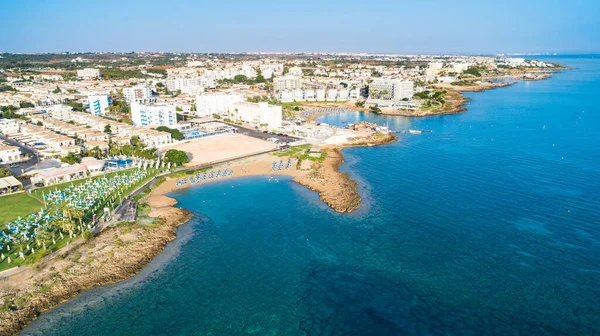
[0, 196, 192, 336]
[152, 132, 397, 214]
[0, 132, 396, 335]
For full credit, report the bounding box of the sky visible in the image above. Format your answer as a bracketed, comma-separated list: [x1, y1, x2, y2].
[1, 0, 599, 54]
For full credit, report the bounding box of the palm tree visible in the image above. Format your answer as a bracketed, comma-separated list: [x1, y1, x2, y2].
[60, 211, 77, 237]
[35, 227, 53, 250]
[67, 207, 85, 229]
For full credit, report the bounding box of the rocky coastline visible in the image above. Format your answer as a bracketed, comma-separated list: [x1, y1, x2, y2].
[295, 132, 397, 213]
[0, 197, 192, 336]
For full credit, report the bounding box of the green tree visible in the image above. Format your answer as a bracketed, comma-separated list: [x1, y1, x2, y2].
[0, 168, 12, 177]
[0, 85, 16, 92]
[19, 101, 35, 108]
[36, 121, 43, 126]
[234, 74, 248, 83]
[369, 105, 381, 114]
[163, 149, 189, 166]
[60, 152, 81, 165]
[53, 86, 62, 94]
[130, 135, 141, 147]
[155, 126, 184, 140]
[104, 124, 112, 134]
[86, 146, 103, 159]
[176, 106, 183, 112]
[255, 69, 266, 83]
[464, 66, 482, 77]
[0, 105, 19, 119]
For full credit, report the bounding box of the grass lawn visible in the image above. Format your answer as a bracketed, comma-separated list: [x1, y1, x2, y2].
[0, 167, 162, 271]
[30, 168, 137, 200]
[272, 144, 327, 162]
[0, 193, 43, 227]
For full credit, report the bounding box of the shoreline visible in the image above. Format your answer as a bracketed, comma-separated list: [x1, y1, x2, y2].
[305, 68, 568, 120]
[0, 66, 561, 335]
[151, 131, 397, 214]
[0, 189, 193, 336]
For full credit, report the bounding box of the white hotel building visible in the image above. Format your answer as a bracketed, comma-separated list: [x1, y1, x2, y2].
[368, 79, 414, 101]
[167, 77, 211, 94]
[232, 102, 282, 128]
[123, 86, 154, 103]
[195, 94, 244, 118]
[274, 75, 302, 92]
[131, 102, 177, 127]
[77, 68, 101, 79]
[87, 94, 111, 116]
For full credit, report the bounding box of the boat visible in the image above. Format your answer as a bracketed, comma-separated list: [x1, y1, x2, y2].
[409, 129, 422, 134]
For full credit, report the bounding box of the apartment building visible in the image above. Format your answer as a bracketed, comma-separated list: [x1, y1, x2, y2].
[88, 94, 111, 116]
[368, 79, 414, 101]
[136, 129, 173, 147]
[77, 68, 102, 79]
[131, 102, 177, 127]
[167, 77, 205, 92]
[0, 145, 22, 163]
[123, 86, 154, 103]
[43, 105, 73, 120]
[231, 102, 282, 128]
[195, 94, 244, 118]
[425, 62, 444, 76]
[50, 111, 173, 148]
[274, 75, 302, 92]
[0, 119, 21, 135]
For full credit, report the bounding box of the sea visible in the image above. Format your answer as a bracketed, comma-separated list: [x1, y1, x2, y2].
[22, 55, 600, 336]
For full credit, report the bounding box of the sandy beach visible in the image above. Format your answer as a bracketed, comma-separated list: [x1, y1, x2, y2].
[150, 153, 306, 197]
[0, 128, 397, 336]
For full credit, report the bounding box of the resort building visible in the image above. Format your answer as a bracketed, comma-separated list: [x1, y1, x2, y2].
[0, 145, 22, 163]
[231, 102, 282, 128]
[368, 79, 414, 101]
[81, 157, 106, 175]
[0, 119, 21, 135]
[167, 77, 205, 92]
[0, 176, 22, 194]
[195, 94, 244, 118]
[43, 105, 73, 120]
[87, 94, 111, 116]
[425, 62, 444, 76]
[274, 75, 302, 92]
[30, 163, 89, 186]
[77, 68, 101, 79]
[131, 102, 177, 127]
[123, 86, 154, 103]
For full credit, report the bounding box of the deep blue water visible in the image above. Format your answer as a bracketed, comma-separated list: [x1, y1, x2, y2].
[23, 56, 600, 335]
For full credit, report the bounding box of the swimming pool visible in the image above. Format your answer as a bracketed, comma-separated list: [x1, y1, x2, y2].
[105, 159, 133, 169]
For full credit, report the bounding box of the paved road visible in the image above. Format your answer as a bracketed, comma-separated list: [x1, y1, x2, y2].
[231, 124, 300, 144]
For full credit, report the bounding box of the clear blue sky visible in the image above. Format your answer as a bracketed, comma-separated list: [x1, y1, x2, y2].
[2, 0, 599, 54]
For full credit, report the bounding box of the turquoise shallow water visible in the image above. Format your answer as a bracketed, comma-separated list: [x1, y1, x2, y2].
[23, 56, 600, 335]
